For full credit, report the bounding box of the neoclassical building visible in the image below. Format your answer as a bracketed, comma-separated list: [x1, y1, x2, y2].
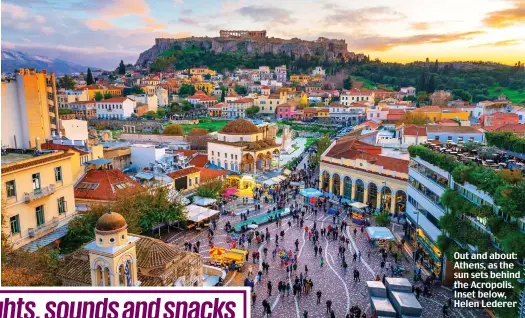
[319, 136, 408, 215]
[207, 119, 280, 173]
[58, 212, 203, 286]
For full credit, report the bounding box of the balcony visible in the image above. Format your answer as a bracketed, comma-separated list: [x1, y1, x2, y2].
[24, 184, 56, 203]
[28, 217, 59, 238]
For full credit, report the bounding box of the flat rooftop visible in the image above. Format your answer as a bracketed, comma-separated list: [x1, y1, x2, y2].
[1, 151, 36, 165]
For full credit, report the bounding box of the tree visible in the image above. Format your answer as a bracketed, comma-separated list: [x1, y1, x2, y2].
[57, 75, 75, 89]
[118, 60, 126, 74]
[343, 76, 353, 90]
[400, 111, 428, 125]
[427, 74, 436, 93]
[131, 86, 145, 94]
[181, 101, 193, 111]
[416, 91, 429, 105]
[375, 211, 391, 226]
[234, 85, 247, 95]
[246, 106, 260, 116]
[220, 88, 226, 102]
[312, 135, 330, 165]
[163, 124, 184, 135]
[94, 92, 104, 101]
[178, 84, 196, 97]
[451, 89, 472, 102]
[86, 68, 95, 85]
[103, 93, 113, 99]
[416, 72, 426, 93]
[143, 111, 156, 118]
[434, 59, 439, 72]
[204, 74, 211, 80]
[196, 180, 225, 199]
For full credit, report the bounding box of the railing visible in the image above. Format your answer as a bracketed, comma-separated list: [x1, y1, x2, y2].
[24, 184, 56, 202]
[28, 217, 60, 238]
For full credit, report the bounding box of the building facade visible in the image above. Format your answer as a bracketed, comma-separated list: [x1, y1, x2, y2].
[319, 137, 408, 214]
[2, 149, 77, 250]
[96, 97, 136, 119]
[2, 69, 59, 148]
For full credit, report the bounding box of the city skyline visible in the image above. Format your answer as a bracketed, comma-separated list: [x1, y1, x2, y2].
[1, 0, 524, 69]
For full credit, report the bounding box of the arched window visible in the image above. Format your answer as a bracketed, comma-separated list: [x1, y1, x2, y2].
[118, 264, 125, 286]
[96, 266, 104, 286]
[332, 174, 341, 195]
[321, 171, 330, 192]
[355, 179, 365, 203]
[380, 187, 392, 212]
[343, 177, 352, 199]
[224, 162, 228, 170]
[368, 183, 378, 209]
[395, 190, 407, 215]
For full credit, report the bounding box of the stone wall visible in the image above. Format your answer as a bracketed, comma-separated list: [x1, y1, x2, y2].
[119, 133, 184, 143]
[88, 119, 163, 131]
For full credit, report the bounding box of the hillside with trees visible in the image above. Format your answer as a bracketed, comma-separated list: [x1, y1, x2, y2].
[351, 59, 525, 104]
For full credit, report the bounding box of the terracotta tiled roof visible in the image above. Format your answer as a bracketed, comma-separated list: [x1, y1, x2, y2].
[324, 137, 408, 174]
[197, 167, 228, 182]
[413, 106, 441, 112]
[41, 142, 89, 155]
[403, 125, 427, 136]
[74, 169, 143, 201]
[494, 124, 525, 134]
[189, 154, 208, 167]
[230, 98, 254, 104]
[58, 235, 199, 286]
[167, 167, 200, 179]
[219, 118, 260, 134]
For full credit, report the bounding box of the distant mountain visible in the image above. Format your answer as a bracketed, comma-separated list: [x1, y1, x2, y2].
[1, 49, 101, 75]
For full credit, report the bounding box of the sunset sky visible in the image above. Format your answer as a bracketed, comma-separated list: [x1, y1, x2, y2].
[2, 0, 524, 69]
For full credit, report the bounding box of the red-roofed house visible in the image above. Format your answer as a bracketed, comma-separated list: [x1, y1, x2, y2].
[96, 97, 136, 119]
[319, 135, 408, 213]
[187, 90, 218, 107]
[494, 123, 525, 136]
[482, 112, 519, 130]
[197, 167, 228, 182]
[224, 98, 254, 118]
[189, 154, 209, 167]
[275, 101, 301, 120]
[74, 169, 143, 205]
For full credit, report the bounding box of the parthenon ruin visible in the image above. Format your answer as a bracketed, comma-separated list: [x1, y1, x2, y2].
[219, 30, 267, 39]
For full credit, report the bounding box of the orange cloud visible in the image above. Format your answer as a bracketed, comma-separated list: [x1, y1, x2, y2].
[471, 39, 523, 48]
[85, 19, 114, 30]
[100, 0, 149, 17]
[483, 0, 525, 28]
[410, 22, 431, 30]
[353, 31, 485, 51]
[142, 16, 167, 30]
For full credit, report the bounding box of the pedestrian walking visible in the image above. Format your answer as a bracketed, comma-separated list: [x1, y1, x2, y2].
[326, 299, 332, 313]
[320, 256, 325, 267]
[316, 290, 322, 304]
[267, 281, 272, 296]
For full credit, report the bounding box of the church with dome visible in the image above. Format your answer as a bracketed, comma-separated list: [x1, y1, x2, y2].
[207, 119, 281, 174]
[58, 212, 203, 287]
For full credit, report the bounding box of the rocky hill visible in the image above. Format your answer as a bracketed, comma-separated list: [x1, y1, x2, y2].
[135, 36, 349, 67]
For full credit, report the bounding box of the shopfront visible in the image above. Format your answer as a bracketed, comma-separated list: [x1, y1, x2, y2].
[404, 218, 443, 280]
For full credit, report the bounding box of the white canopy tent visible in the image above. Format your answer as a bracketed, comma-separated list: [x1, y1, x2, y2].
[350, 202, 367, 210]
[185, 204, 220, 223]
[192, 196, 217, 206]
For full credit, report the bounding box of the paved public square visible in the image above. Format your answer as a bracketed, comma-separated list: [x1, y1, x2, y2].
[164, 155, 489, 318]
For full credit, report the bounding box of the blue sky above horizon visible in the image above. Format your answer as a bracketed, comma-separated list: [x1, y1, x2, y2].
[2, 0, 525, 69]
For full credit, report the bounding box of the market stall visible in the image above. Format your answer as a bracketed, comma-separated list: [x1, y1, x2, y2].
[365, 226, 395, 247]
[299, 188, 323, 206]
[185, 204, 220, 229]
[350, 202, 368, 225]
[193, 196, 217, 207]
[209, 247, 227, 264]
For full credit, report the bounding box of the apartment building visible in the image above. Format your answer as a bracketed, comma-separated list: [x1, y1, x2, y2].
[96, 97, 136, 119]
[2, 69, 59, 148]
[2, 149, 77, 251]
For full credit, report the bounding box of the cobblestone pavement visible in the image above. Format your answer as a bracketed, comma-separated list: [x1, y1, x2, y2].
[164, 192, 489, 318]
